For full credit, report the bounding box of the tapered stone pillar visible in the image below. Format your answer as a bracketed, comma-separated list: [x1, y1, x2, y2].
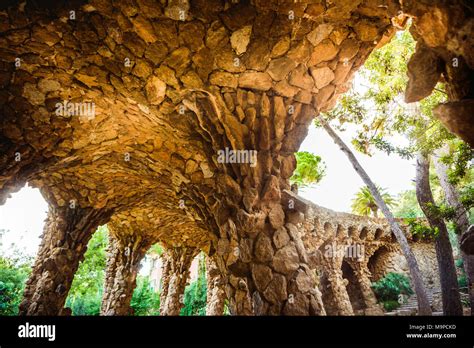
[19, 206, 113, 315]
[320, 247, 354, 316]
[347, 260, 384, 315]
[160, 247, 198, 316]
[159, 253, 172, 311]
[101, 232, 153, 315]
[206, 256, 226, 315]
[213, 196, 326, 316]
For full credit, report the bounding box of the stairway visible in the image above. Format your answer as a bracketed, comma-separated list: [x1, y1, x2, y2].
[385, 289, 443, 316]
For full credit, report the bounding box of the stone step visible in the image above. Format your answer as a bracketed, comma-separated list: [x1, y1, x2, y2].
[385, 290, 441, 316]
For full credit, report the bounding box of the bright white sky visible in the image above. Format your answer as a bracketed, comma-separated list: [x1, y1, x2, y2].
[298, 123, 415, 210]
[0, 72, 417, 258]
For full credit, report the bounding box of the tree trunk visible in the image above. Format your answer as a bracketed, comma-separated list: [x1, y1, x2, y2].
[416, 152, 463, 316]
[319, 116, 432, 315]
[433, 146, 472, 315]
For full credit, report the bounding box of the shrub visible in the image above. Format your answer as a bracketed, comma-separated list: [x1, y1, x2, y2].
[131, 276, 160, 316]
[180, 278, 207, 316]
[66, 226, 108, 315]
[383, 300, 400, 312]
[458, 274, 468, 291]
[0, 257, 31, 315]
[66, 291, 102, 316]
[371, 272, 413, 305]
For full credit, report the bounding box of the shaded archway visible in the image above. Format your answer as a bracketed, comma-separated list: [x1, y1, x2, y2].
[0, 0, 471, 316]
[341, 260, 365, 314]
[367, 246, 391, 282]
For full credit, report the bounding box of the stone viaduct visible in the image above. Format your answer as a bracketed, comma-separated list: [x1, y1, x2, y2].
[0, 0, 471, 315]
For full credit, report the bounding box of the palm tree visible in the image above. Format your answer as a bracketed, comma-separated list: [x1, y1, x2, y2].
[351, 185, 396, 217]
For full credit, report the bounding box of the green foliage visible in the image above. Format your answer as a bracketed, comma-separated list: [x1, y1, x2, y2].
[0, 229, 32, 315]
[149, 243, 163, 256]
[66, 291, 102, 316]
[65, 225, 162, 316]
[180, 279, 207, 316]
[419, 183, 474, 235]
[351, 185, 396, 217]
[180, 253, 207, 316]
[66, 225, 109, 315]
[393, 189, 423, 218]
[131, 276, 160, 316]
[405, 218, 438, 239]
[455, 258, 469, 294]
[0, 257, 31, 315]
[425, 202, 457, 222]
[371, 272, 413, 307]
[459, 183, 474, 214]
[290, 151, 326, 187]
[319, 28, 457, 161]
[440, 142, 474, 186]
[458, 274, 467, 290]
[382, 300, 401, 312]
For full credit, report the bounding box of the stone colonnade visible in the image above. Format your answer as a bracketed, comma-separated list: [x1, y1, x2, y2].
[1, 0, 463, 317]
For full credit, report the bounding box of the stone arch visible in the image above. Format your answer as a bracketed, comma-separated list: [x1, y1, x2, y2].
[390, 231, 397, 243]
[1, 0, 470, 317]
[367, 245, 391, 282]
[323, 221, 335, 237]
[359, 226, 369, 240]
[348, 226, 358, 238]
[374, 228, 384, 240]
[336, 224, 348, 240]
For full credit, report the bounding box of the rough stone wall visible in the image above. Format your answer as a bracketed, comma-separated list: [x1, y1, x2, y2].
[287, 190, 438, 314]
[206, 256, 226, 315]
[0, 0, 469, 316]
[368, 242, 441, 290]
[160, 246, 198, 315]
[19, 205, 113, 315]
[100, 228, 154, 315]
[402, 0, 474, 147]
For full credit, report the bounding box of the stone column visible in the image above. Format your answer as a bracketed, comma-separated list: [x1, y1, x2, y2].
[348, 260, 384, 315]
[320, 245, 354, 316]
[212, 193, 326, 316]
[100, 232, 153, 316]
[19, 206, 113, 315]
[206, 256, 226, 316]
[159, 254, 171, 311]
[160, 247, 198, 316]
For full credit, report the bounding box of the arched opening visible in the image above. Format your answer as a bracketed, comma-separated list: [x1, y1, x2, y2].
[348, 226, 358, 238]
[321, 222, 337, 242]
[390, 232, 397, 243]
[374, 228, 384, 240]
[359, 227, 369, 240]
[0, 184, 47, 257]
[341, 260, 365, 315]
[367, 246, 391, 282]
[336, 225, 347, 239]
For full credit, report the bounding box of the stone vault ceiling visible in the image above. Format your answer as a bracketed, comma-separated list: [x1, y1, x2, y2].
[2, 0, 472, 317]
